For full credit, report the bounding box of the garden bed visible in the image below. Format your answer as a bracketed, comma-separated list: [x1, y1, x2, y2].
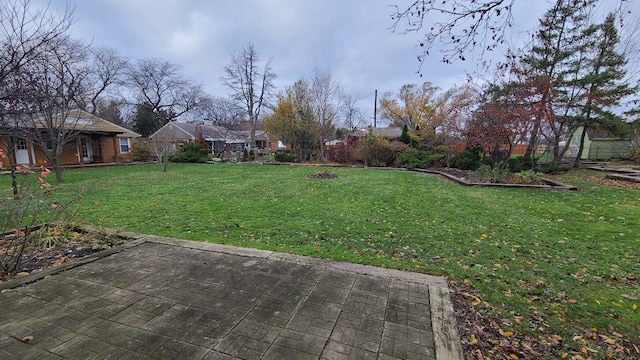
[416, 168, 579, 190]
[0, 224, 137, 283]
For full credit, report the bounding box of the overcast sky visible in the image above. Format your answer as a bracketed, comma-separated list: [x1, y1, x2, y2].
[34, 0, 638, 125]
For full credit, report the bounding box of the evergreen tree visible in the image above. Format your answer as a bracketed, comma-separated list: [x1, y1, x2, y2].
[399, 124, 410, 144]
[133, 102, 172, 137]
[572, 13, 636, 167]
[520, 0, 599, 164]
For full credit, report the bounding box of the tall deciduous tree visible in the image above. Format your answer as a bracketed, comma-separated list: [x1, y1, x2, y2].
[21, 38, 91, 182]
[379, 82, 443, 131]
[310, 66, 342, 147]
[264, 80, 319, 160]
[126, 57, 206, 135]
[340, 93, 366, 130]
[194, 96, 244, 129]
[0, 0, 73, 188]
[82, 46, 129, 114]
[223, 43, 275, 149]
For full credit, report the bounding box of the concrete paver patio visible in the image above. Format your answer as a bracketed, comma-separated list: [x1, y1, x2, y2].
[0, 235, 462, 359]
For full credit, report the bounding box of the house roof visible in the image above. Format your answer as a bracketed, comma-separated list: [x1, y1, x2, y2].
[150, 121, 276, 143]
[349, 127, 403, 139]
[30, 109, 141, 138]
[586, 128, 628, 141]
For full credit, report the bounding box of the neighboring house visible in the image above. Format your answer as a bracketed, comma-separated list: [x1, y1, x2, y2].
[349, 127, 404, 141]
[565, 126, 632, 161]
[346, 126, 404, 147]
[149, 122, 278, 158]
[0, 109, 140, 168]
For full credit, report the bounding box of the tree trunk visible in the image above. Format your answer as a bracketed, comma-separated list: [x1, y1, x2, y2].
[53, 164, 64, 182]
[573, 126, 588, 168]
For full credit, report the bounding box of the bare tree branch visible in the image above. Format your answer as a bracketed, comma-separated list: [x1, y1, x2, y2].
[223, 42, 276, 149]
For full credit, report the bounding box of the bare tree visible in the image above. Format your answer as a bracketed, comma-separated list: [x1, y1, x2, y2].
[0, 0, 74, 184]
[223, 42, 275, 149]
[389, 0, 516, 67]
[0, 0, 73, 89]
[21, 38, 91, 182]
[193, 96, 245, 128]
[340, 94, 367, 130]
[126, 58, 207, 135]
[310, 66, 342, 148]
[82, 46, 129, 114]
[151, 134, 175, 172]
[389, 0, 631, 69]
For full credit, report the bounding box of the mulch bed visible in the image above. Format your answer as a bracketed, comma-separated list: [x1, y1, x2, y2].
[0, 243, 100, 281]
[307, 171, 339, 179]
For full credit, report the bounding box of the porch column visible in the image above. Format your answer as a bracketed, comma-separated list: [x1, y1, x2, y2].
[76, 136, 84, 165]
[113, 136, 119, 164]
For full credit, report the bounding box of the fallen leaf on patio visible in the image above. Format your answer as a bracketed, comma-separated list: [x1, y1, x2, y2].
[21, 336, 33, 343]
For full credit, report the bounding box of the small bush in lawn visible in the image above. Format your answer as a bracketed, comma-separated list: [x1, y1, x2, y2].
[512, 170, 545, 185]
[471, 165, 511, 183]
[274, 151, 297, 162]
[395, 149, 443, 169]
[170, 142, 208, 163]
[248, 150, 255, 161]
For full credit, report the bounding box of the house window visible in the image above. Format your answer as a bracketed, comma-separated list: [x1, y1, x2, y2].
[16, 138, 28, 150]
[119, 138, 130, 154]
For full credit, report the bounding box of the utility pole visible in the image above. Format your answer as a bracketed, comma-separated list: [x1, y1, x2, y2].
[373, 89, 377, 128]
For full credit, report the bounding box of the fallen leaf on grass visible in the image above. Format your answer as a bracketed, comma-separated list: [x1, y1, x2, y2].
[549, 334, 563, 344]
[499, 329, 514, 337]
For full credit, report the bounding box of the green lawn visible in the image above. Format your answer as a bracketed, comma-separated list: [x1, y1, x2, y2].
[2, 163, 639, 354]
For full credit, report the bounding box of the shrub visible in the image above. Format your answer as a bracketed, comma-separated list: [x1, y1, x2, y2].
[512, 170, 545, 185]
[359, 135, 409, 167]
[471, 165, 510, 183]
[508, 155, 535, 172]
[452, 146, 483, 170]
[395, 149, 444, 169]
[1, 166, 77, 276]
[170, 142, 208, 163]
[333, 143, 355, 164]
[132, 140, 153, 162]
[274, 151, 297, 162]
